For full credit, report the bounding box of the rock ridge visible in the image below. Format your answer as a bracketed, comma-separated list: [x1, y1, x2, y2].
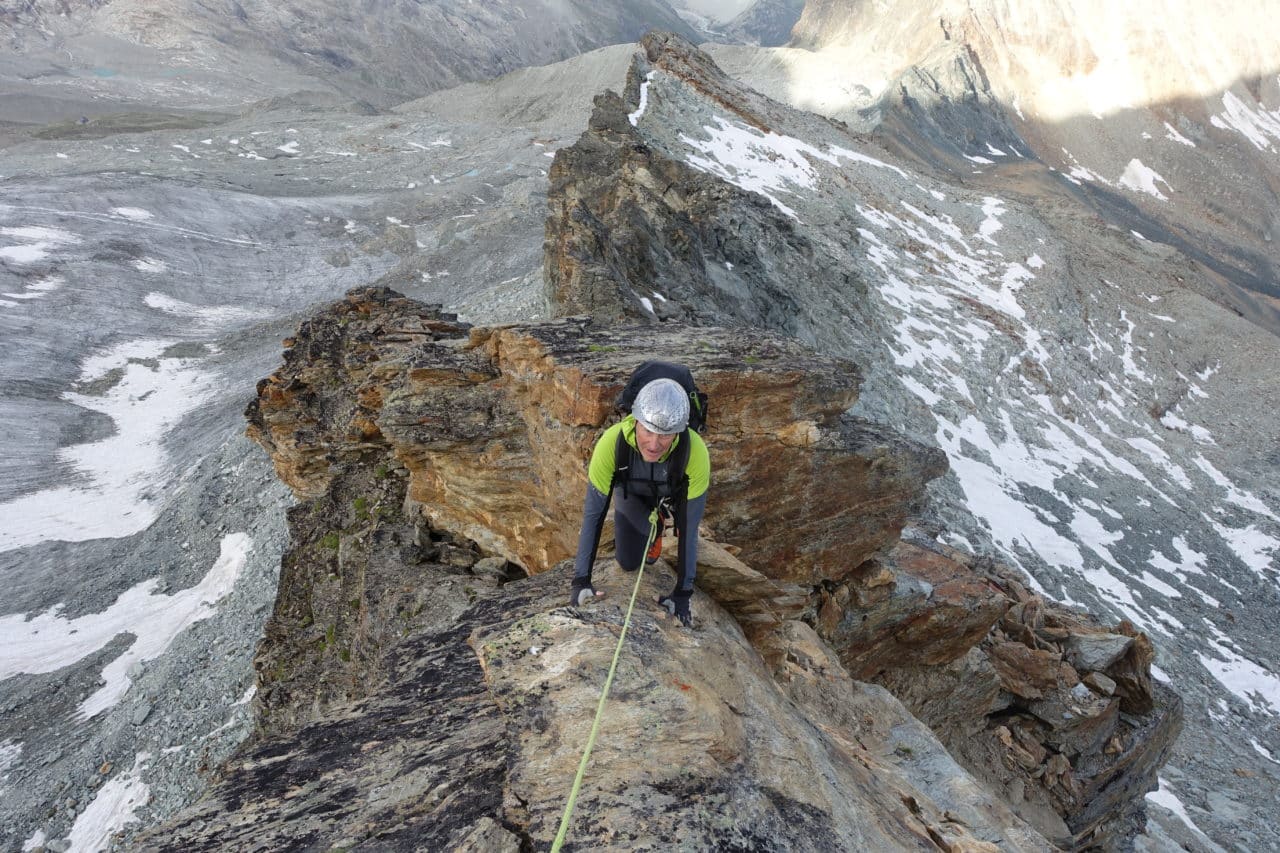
[218, 286, 1177, 849]
[538, 32, 1183, 850]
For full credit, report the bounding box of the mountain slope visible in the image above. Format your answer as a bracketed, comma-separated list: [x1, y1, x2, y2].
[783, 1, 1280, 336]
[545, 31, 1280, 850]
[0, 0, 697, 115]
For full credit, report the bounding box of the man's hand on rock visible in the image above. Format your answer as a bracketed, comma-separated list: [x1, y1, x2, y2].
[658, 591, 692, 627]
[570, 579, 604, 607]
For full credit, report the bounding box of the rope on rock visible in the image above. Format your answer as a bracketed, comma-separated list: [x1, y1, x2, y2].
[551, 507, 660, 852]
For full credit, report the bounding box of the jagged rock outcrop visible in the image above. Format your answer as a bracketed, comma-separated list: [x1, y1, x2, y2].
[137, 286, 1067, 850]
[224, 287, 1178, 850]
[543, 32, 853, 342]
[246, 287, 944, 594]
[871, 538, 1182, 849]
[140, 555, 1052, 851]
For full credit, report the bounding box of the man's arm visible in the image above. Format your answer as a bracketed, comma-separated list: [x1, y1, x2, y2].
[572, 485, 609, 583]
[570, 424, 623, 588]
[673, 492, 706, 594]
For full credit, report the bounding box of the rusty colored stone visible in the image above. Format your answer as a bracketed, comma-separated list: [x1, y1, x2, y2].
[820, 540, 1010, 679]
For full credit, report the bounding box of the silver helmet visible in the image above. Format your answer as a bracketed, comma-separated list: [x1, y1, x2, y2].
[632, 378, 690, 435]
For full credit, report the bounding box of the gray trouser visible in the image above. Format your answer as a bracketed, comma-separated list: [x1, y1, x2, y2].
[612, 488, 660, 572]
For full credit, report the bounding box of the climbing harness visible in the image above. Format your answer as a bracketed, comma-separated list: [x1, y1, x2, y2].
[551, 507, 661, 852]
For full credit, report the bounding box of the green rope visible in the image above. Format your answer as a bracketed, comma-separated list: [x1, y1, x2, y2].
[551, 508, 660, 852]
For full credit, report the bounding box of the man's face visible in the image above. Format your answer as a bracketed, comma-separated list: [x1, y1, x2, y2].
[635, 421, 676, 462]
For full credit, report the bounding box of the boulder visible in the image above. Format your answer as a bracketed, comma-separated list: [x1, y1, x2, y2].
[819, 539, 1010, 679]
[1064, 633, 1134, 673]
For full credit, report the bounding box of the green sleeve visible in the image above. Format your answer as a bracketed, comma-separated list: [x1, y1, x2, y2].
[686, 430, 710, 500]
[587, 422, 625, 494]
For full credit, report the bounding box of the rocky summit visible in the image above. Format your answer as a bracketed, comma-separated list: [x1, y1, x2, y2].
[130, 286, 1174, 850]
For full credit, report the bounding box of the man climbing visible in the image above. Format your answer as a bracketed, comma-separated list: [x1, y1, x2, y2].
[569, 376, 710, 627]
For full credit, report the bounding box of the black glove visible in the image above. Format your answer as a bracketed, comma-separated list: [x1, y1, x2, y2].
[570, 579, 599, 607]
[658, 590, 692, 627]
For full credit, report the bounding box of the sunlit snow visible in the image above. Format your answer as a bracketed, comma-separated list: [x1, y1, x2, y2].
[680, 114, 906, 221]
[1210, 91, 1280, 151]
[1163, 122, 1195, 147]
[1198, 642, 1280, 716]
[1118, 158, 1171, 200]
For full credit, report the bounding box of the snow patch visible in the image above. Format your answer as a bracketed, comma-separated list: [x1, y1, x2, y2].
[0, 339, 220, 552]
[1199, 642, 1280, 716]
[1147, 777, 1214, 843]
[1159, 410, 1213, 443]
[66, 752, 151, 852]
[0, 274, 64, 304]
[1209, 522, 1279, 579]
[977, 197, 1005, 244]
[1211, 91, 1280, 151]
[681, 114, 907, 220]
[1252, 738, 1280, 764]
[133, 257, 167, 274]
[629, 71, 656, 126]
[0, 533, 252, 718]
[1193, 455, 1278, 520]
[1163, 122, 1195, 147]
[144, 292, 260, 329]
[0, 225, 81, 265]
[110, 207, 153, 221]
[1118, 159, 1171, 200]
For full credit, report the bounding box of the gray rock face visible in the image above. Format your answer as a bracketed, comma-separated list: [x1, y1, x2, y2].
[1066, 634, 1135, 674]
[140, 386, 1052, 851]
[1, 0, 697, 112]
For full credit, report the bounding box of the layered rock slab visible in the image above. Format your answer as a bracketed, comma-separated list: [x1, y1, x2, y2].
[142, 557, 1052, 850]
[873, 541, 1183, 850]
[246, 286, 945, 600]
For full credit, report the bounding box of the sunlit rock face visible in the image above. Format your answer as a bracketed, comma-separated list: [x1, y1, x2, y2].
[226, 285, 1173, 850]
[778, 1, 1280, 334]
[792, 1, 1280, 118]
[245, 287, 942, 585]
[546, 31, 1279, 851]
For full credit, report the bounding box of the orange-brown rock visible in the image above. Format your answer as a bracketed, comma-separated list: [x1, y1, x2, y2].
[817, 538, 1011, 679]
[873, 547, 1183, 849]
[241, 287, 1179, 853]
[246, 287, 946, 595]
[988, 643, 1078, 701]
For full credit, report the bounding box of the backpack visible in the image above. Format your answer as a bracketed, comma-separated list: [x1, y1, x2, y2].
[613, 360, 708, 434]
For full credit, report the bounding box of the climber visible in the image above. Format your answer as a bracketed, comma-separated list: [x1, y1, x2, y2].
[569, 376, 710, 627]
